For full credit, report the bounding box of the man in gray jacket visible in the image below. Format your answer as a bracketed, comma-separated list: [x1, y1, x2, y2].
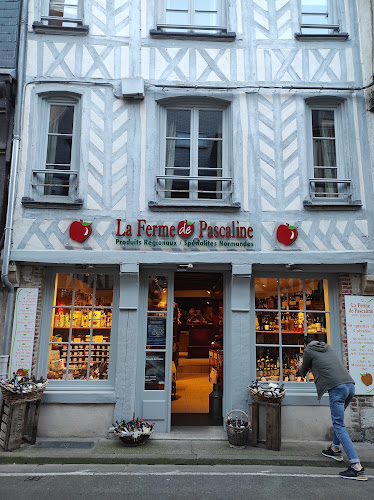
[298, 335, 367, 481]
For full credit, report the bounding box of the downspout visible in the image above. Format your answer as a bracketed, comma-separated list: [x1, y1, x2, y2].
[0, 0, 28, 380]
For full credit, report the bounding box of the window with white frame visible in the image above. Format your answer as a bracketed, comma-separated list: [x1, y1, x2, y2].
[43, 0, 83, 27]
[30, 93, 81, 203]
[156, 100, 231, 203]
[157, 0, 226, 34]
[305, 98, 352, 203]
[45, 272, 114, 383]
[299, 0, 339, 34]
[254, 277, 331, 384]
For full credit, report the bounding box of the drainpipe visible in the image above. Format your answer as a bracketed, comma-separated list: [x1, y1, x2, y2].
[0, 0, 28, 381]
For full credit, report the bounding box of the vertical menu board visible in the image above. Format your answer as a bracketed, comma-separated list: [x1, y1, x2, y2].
[345, 296, 374, 395]
[8, 288, 39, 377]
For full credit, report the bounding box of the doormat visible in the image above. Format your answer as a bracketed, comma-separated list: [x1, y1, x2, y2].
[34, 441, 94, 449]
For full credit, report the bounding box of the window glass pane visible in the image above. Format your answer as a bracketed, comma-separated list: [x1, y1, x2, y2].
[46, 135, 72, 165]
[166, 0, 188, 9]
[148, 276, 168, 311]
[279, 279, 303, 310]
[281, 312, 305, 344]
[313, 167, 337, 179]
[167, 110, 190, 138]
[195, 12, 218, 26]
[312, 110, 335, 137]
[282, 347, 305, 382]
[49, 105, 74, 134]
[256, 347, 280, 381]
[165, 139, 190, 173]
[313, 139, 336, 167]
[55, 273, 74, 307]
[95, 275, 114, 306]
[302, 0, 328, 14]
[165, 10, 189, 24]
[198, 0, 218, 10]
[75, 275, 94, 306]
[145, 352, 166, 390]
[147, 315, 167, 348]
[256, 311, 279, 344]
[198, 139, 221, 170]
[199, 110, 222, 138]
[255, 278, 279, 309]
[305, 279, 327, 310]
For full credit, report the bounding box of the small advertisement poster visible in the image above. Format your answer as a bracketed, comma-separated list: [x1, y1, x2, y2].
[147, 316, 166, 347]
[8, 288, 39, 377]
[345, 296, 374, 395]
[145, 352, 165, 390]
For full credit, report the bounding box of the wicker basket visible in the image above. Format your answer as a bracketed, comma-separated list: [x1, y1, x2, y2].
[118, 431, 153, 447]
[0, 381, 48, 403]
[225, 409, 250, 449]
[248, 385, 286, 404]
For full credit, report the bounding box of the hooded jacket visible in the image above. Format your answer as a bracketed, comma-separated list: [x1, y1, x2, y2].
[298, 341, 354, 400]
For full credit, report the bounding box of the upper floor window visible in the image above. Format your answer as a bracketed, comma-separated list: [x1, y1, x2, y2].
[297, 0, 348, 38]
[152, 99, 234, 207]
[22, 93, 82, 208]
[155, 0, 228, 36]
[33, 0, 88, 34]
[303, 98, 360, 209]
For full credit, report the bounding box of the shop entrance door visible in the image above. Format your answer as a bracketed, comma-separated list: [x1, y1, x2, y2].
[137, 272, 174, 433]
[171, 273, 224, 426]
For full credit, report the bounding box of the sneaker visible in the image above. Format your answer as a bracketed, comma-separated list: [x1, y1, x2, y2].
[321, 446, 343, 462]
[339, 465, 368, 481]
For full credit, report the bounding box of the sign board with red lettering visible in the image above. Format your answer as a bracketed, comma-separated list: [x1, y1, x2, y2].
[8, 288, 39, 378]
[345, 296, 374, 395]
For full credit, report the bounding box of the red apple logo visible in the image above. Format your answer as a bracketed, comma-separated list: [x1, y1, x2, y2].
[276, 223, 298, 246]
[69, 220, 92, 243]
[177, 220, 195, 238]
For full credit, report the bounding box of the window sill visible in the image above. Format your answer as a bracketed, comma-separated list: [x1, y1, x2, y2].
[294, 32, 349, 41]
[22, 197, 83, 209]
[303, 199, 362, 211]
[150, 29, 236, 42]
[148, 201, 241, 212]
[33, 21, 89, 36]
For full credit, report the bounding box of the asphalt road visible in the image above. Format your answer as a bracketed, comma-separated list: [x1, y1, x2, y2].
[0, 464, 372, 500]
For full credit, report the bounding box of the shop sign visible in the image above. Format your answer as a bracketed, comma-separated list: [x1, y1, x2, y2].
[115, 219, 254, 250]
[345, 296, 374, 395]
[8, 288, 39, 377]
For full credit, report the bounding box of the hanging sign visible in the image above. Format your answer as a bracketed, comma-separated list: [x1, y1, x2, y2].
[8, 288, 39, 377]
[345, 296, 374, 395]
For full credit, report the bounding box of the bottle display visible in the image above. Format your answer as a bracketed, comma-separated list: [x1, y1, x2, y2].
[47, 273, 114, 381]
[254, 278, 330, 383]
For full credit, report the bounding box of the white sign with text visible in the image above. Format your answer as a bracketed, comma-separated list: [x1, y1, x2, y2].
[345, 296, 374, 395]
[8, 288, 39, 377]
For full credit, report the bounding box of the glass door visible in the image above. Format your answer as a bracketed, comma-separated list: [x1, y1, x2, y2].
[137, 272, 174, 433]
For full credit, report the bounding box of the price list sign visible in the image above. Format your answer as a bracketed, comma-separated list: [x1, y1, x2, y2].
[345, 296, 374, 395]
[8, 288, 39, 377]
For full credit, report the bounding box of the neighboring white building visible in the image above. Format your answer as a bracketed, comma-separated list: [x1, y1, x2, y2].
[1, 0, 373, 440]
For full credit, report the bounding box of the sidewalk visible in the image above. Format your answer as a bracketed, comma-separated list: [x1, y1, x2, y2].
[1, 427, 374, 467]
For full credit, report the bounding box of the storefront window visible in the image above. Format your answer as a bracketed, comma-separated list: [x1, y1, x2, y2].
[145, 276, 168, 390]
[47, 273, 113, 381]
[255, 278, 330, 383]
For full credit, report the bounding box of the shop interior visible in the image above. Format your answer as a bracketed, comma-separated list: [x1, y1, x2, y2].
[171, 273, 223, 426]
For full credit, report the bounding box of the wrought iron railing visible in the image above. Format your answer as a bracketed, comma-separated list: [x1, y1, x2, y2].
[155, 175, 233, 202]
[308, 178, 352, 201]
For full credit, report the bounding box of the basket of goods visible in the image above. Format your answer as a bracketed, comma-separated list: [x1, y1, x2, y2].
[0, 370, 48, 402]
[113, 416, 155, 447]
[225, 409, 251, 449]
[248, 381, 286, 404]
